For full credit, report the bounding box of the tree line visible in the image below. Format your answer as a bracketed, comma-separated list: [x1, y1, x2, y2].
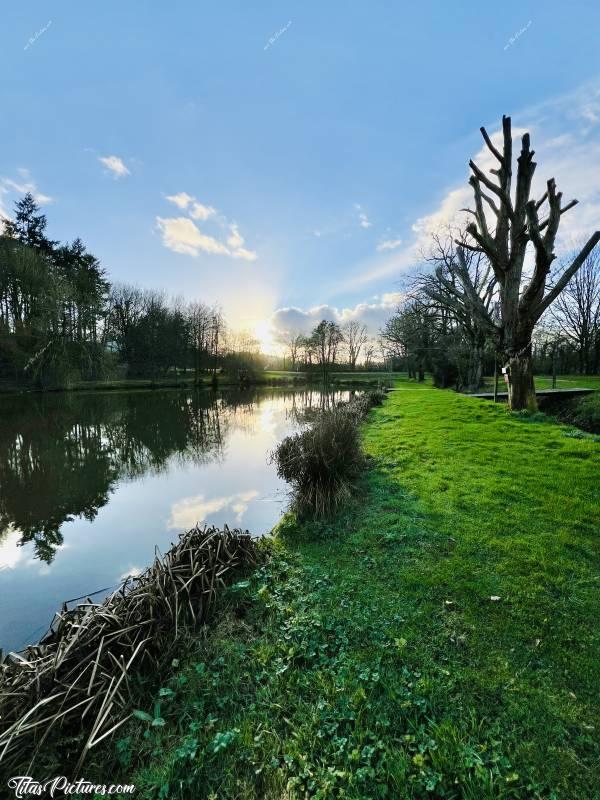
[283, 319, 376, 379]
[0, 194, 259, 388]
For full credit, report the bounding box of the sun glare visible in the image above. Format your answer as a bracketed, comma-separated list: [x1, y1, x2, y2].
[252, 319, 278, 355]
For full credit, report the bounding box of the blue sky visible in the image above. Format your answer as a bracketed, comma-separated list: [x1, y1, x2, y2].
[2, 1, 600, 349]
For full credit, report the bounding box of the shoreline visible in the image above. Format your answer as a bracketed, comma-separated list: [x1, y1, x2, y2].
[2, 384, 599, 797]
[19, 383, 599, 797]
[0, 372, 397, 396]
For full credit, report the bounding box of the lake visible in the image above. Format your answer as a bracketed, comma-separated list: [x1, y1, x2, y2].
[0, 387, 348, 654]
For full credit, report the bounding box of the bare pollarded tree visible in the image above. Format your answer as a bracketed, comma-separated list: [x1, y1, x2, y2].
[440, 115, 600, 410]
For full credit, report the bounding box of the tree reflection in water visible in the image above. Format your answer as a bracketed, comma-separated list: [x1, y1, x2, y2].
[0, 390, 228, 563]
[0, 387, 354, 564]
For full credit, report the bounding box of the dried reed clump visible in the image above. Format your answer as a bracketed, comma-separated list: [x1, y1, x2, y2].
[0, 524, 257, 774]
[273, 390, 386, 518]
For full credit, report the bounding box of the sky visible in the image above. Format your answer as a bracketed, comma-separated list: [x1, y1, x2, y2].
[1, 1, 600, 352]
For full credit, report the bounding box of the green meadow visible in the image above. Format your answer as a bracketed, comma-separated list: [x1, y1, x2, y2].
[92, 381, 599, 799]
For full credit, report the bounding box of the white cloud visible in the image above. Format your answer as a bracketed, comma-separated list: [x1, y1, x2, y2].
[376, 238, 403, 252]
[157, 196, 257, 261]
[166, 192, 194, 209]
[344, 78, 600, 291]
[0, 171, 53, 220]
[232, 246, 258, 262]
[168, 490, 259, 530]
[98, 155, 130, 178]
[354, 203, 372, 229]
[270, 293, 402, 343]
[227, 223, 244, 248]
[156, 216, 230, 257]
[189, 201, 217, 221]
[166, 192, 216, 219]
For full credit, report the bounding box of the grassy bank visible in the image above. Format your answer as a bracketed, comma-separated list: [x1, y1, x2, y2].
[86, 383, 600, 798]
[476, 374, 600, 393]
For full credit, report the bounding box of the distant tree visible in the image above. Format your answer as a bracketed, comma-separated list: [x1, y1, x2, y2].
[298, 334, 315, 368]
[0, 193, 238, 388]
[106, 284, 145, 369]
[552, 249, 600, 374]
[416, 232, 496, 391]
[285, 332, 303, 371]
[310, 320, 344, 382]
[343, 320, 368, 371]
[363, 340, 376, 369]
[381, 301, 436, 381]
[187, 302, 212, 383]
[3, 193, 56, 254]
[209, 308, 225, 380]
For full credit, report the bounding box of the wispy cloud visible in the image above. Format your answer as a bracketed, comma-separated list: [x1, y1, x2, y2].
[232, 247, 258, 262]
[376, 238, 402, 252]
[165, 192, 194, 209]
[227, 223, 244, 248]
[0, 170, 52, 220]
[189, 201, 216, 221]
[158, 193, 257, 261]
[156, 217, 230, 257]
[98, 155, 130, 179]
[354, 203, 372, 229]
[342, 78, 600, 292]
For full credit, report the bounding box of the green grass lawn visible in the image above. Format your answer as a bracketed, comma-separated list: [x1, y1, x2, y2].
[476, 374, 600, 392]
[105, 383, 600, 799]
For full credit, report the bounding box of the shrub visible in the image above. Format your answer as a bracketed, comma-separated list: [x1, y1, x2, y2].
[344, 389, 386, 419]
[274, 414, 357, 519]
[564, 393, 600, 434]
[272, 389, 387, 519]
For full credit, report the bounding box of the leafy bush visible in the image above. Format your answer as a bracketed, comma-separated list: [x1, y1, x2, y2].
[553, 393, 600, 434]
[567, 393, 600, 434]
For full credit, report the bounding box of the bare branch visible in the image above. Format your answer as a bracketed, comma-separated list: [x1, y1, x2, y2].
[479, 126, 504, 164]
[537, 231, 600, 316]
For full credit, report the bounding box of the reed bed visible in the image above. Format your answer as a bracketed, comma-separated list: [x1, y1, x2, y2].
[272, 389, 387, 518]
[0, 524, 257, 774]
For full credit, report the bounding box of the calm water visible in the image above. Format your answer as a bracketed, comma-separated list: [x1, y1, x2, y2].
[0, 387, 347, 654]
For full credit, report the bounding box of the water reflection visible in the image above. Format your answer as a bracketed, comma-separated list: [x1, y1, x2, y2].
[0, 387, 351, 652]
[0, 390, 226, 563]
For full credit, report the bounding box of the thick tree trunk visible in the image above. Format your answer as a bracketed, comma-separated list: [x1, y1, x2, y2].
[506, 349, 537, 411]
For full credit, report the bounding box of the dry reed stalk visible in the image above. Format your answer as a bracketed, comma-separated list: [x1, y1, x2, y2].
[0, 524, 257, 773]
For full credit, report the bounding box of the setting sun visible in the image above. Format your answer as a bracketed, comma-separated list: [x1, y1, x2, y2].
[252, 318, 279, 355]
